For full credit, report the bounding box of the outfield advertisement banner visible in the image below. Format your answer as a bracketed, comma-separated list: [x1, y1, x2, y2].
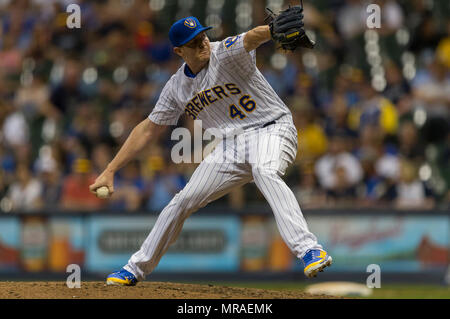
[302, 215, 449, 272]
[239, 215, 449, 273]
[48, 217, 85, 272]
[0, 217, 20, 272]
[85, 216, 241, 272]
[0, 212, 447, 275]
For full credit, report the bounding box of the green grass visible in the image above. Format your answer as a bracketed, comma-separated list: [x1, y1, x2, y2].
[365, 284, 450, 299]
[191, 281, 450, 299]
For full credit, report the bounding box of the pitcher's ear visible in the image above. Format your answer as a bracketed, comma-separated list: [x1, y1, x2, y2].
[174, 47, 182, 57]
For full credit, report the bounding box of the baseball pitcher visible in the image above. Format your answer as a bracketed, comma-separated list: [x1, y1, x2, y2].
[90, 4, 332, 286]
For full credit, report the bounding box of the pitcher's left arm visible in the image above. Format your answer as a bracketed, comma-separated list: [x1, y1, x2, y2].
[243, 26, 272, 52]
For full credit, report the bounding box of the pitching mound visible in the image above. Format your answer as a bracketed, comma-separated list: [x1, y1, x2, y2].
[0, 281, 338, 299]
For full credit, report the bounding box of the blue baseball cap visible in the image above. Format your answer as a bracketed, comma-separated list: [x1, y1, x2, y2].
[169, 17, 212, 47]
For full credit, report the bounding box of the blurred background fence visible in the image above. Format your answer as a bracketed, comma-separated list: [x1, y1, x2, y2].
[0, 208, 448, 284]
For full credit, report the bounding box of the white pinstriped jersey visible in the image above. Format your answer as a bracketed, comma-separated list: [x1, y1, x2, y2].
[148, 32, 294, 133]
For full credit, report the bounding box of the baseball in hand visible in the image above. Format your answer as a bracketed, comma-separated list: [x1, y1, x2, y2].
[96, 186, 110, 199]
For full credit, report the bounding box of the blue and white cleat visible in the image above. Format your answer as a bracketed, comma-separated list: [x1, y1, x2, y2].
[302, 249, 332, 278]
[106, 269, 138, 286]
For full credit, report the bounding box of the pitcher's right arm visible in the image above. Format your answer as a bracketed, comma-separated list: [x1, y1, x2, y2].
[89, 118, 163, 195]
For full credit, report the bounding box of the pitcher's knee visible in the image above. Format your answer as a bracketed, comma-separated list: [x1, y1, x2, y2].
[252, 166, 282, 180]
[173, 191, 204, 216]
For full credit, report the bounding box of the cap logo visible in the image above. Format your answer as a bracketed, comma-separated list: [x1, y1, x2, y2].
[184, 18, 197, 29]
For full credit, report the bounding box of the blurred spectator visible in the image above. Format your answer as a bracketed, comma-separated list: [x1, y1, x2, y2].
[70, 104, 112, 155]
[397, 120, 425, 162]
[354, 81, 399, 136]
[355, 124, 386, 204]
[7, 163, 42, 211]
[315, 134, 363, 202]
[2, 103, 29, 148]
[410, 8, 443, 55]
[294, 172, 327, 209]
[49, 59, 85, 116]
[294, 104, 328, 163]
[383, 61, 411, 104]
[35, 150, 63, 211]
[436, 27, 450, 69]
[436, 131, 450, 204]
[0, 169, 8, 201]
[378, 0, 405, 36]
[109, 160, 144, 211]
[412, 57, 450, 144]
[336, 0, 365, 40]
[383, 159, 435, 210]
[146, 161, 187, 212]
[358, 149, 384, 205]
[60, 158, 105, 211]
[92, 143, 113, 174]
[324, 94, 358, 138]
[14, 71, 58, 120]
[412, 58, 450, 116]
[0, 35, 23, 73]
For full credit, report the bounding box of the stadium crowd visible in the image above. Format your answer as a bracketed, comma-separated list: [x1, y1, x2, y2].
[0, 0, 449, 212]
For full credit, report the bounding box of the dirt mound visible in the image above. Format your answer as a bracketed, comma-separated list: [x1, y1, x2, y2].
[0, 281, 337, 299]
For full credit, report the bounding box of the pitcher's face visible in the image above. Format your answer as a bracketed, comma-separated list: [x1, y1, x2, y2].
[176, 32, 211, 65]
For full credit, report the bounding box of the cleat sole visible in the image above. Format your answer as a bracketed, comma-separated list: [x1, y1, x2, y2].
[305, 256, 333, 278]
[106, 279, 137, 287]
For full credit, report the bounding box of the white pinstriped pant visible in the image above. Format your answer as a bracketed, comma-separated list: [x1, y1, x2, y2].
[124, 123, 322, 280]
